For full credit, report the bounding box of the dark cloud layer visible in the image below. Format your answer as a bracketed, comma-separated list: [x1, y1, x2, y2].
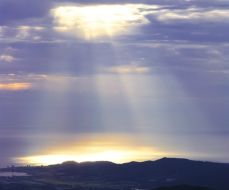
[0, 0, 51, 24]
[0, 0, 228, 74]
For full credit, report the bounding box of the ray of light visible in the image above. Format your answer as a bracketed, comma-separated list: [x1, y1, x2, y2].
[94, 44, 155, 133]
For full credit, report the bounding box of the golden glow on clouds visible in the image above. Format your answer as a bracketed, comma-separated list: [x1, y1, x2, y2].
[0, 83, 31, 91]
[16, 135, 167, 165]
[51, 4, 150, 39]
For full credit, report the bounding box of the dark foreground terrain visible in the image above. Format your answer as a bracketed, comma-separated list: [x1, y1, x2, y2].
[1, 158, 229, 190]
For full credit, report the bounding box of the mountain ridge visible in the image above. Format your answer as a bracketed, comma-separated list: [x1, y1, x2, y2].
[52, 157, 229, 167]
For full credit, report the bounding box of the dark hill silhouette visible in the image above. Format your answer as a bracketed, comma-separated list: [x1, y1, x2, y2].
[153, 184, 213, 190]
[4, 158, 229, 190]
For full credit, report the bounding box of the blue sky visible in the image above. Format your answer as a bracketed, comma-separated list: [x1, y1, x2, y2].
[0, 0, 229, 166]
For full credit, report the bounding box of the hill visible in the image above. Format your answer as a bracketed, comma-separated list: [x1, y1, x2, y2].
[1, 158, 229, 190]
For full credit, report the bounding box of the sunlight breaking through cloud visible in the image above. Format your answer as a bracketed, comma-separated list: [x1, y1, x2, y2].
[51, 4, 153, 39]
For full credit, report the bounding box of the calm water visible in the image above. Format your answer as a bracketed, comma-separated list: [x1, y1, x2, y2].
[0, 172, 29, 177]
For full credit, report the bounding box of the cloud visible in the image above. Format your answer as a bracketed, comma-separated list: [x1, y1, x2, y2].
[15, 25, 45, 40]
[0, 1, 228, 44]
[0, 25, 48, 43]
[106, 64, 150, 74]
[0, 54, 16, 63]
[0, 83, 32, 91]
[0, 0, 51, 24]
[51, 4, 155, 39]
[151, 8, 229, 23]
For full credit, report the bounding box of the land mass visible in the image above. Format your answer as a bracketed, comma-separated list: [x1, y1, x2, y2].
[1, 157, 229, 190]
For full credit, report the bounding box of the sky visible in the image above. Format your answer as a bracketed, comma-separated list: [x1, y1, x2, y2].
[0, 0, 229, 166]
